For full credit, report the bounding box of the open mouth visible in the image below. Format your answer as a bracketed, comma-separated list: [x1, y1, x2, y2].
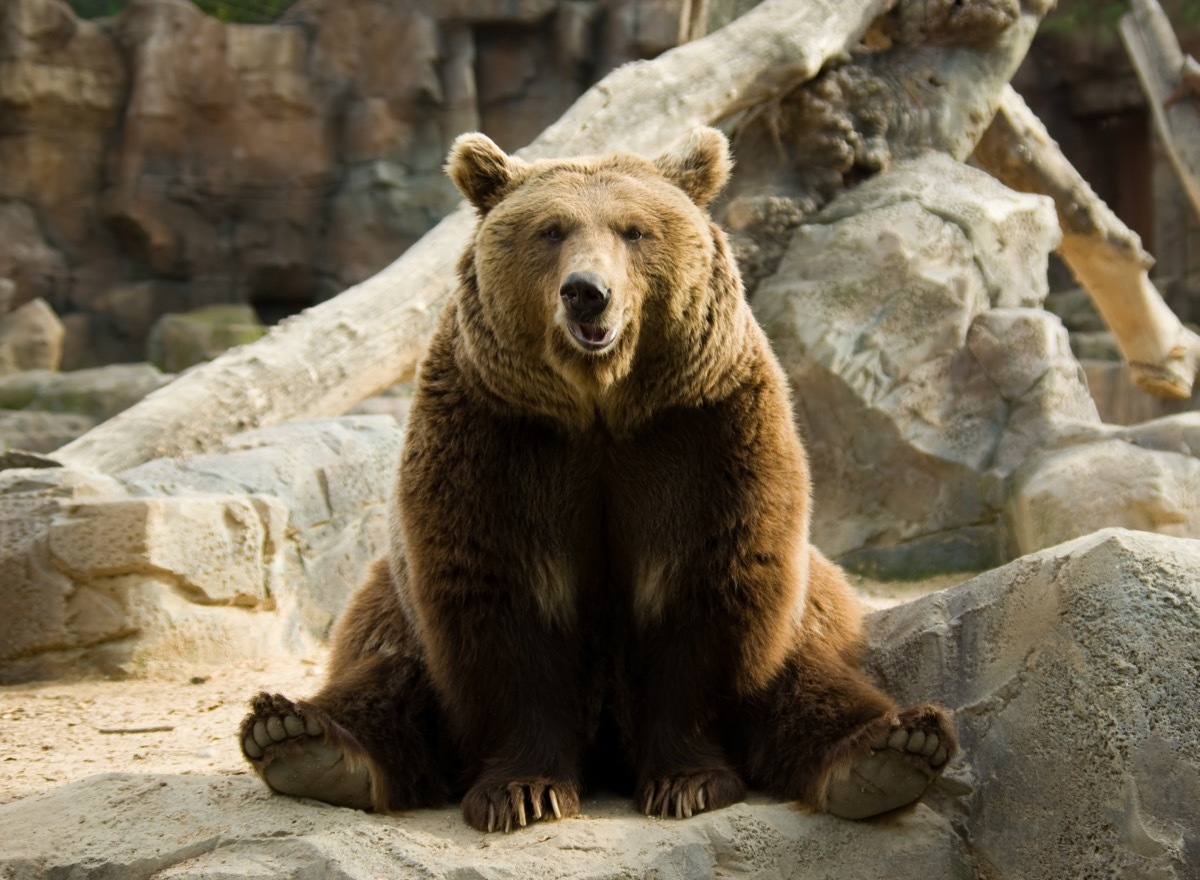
[567, 321, 618, 352]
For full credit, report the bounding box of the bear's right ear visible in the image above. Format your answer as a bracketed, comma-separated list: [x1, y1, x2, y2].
[446, 132, 526, 212]
[653, 127, 733, 208]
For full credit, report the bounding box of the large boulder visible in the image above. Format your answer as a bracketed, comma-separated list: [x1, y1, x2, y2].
[869, 528, 1200, 879]
[0, 410, 94, 453]
[0, 298, 65, 375]
[0, 416, 401, 682]
[1006, 413, 1200, 555]
[145, 304, 265, 373]
[754, 153, 1200, 576]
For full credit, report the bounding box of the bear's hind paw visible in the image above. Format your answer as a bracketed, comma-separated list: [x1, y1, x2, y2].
[823, 703, 955, 821]
[239, 692, 375, 811]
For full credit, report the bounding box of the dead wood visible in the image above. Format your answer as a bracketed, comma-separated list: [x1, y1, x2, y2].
[1121, 0, 1200, 221]
[974, 86, 1200, 400]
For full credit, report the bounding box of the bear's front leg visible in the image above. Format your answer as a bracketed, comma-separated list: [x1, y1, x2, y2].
[417, 576, 588, 833]
[630, 599, 753, 819]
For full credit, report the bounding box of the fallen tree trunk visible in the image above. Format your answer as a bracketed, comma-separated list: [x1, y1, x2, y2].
[52, 0, 889, 475]
[1121, 0, 1200, 221]
[974, 86, 1200, 400]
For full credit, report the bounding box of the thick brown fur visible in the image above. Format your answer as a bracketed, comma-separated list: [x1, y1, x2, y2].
[239, 129, 955, 831]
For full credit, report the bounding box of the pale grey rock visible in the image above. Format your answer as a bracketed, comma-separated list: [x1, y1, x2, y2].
[0, 277, 14, 315]
[754, 153, 1086, 576]
[0, 409, 94, 453]
[117, 416, 403, 638]
[868, 528, 1200, 879]
[0, 466, 126, 679]
[0, 297, 65, 375]
[48, 495, 284, 607]
[0, 362, 172, 421]
[1006, 413, 1200, 556]
[0, 777, 968, 880]
[0, 416, 401, 681]
[145, 304, 265, 373]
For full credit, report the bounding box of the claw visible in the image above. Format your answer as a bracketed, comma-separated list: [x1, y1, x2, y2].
[517, 794, 527, 828]
[643, 782, 656, 816]
[681, 792, 693, 819]
[549, 787, 562, 820]
[531, 791, 543, 820]
[487, 803, 496, 834]
[674, 791, 683, 819]
[697, 785, 706, 811]
[504, 812, 512, 834]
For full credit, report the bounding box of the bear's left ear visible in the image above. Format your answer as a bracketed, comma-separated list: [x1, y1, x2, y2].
[446, 132, 528, 212]
[653, 127, 733, 208]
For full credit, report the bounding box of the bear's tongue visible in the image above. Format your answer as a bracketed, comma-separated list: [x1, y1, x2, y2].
[577, 323, 608, 344]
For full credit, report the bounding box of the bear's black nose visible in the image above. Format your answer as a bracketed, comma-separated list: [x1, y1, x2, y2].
[559, 271, 610, 323]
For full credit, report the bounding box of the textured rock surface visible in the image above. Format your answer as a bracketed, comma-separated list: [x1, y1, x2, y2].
[1007, 413, 1200, 555]
[0, 465, 126, 678]
[0, 777, 967, 880]
[0, 416, 401, 681]
[869, 528, 1200, 879]
[754, 152, 1094, 575]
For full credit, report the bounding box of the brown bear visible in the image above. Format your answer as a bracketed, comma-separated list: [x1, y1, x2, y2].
[239, 128, 956, 832]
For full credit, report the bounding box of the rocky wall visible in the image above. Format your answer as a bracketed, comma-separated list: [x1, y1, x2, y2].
[0, 0, 696, 366]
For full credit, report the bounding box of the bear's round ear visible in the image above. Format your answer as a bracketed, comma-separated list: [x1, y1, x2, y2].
[652, 127, 733, 208]
[446, 132, 527, 212]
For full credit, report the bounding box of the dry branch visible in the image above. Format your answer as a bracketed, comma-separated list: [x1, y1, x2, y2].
[974, 86, 1200, 399]
[52, 0, 889, 475]
[1121, 0, 1200, 221]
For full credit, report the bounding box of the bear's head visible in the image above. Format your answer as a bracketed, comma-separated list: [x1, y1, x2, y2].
[446, 129, 738, 406]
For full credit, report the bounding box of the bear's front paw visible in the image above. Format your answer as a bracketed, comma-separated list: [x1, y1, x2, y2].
[461, 779, 581, 833]
[824, 703, 956, 820]
[637, 767, 746, 819]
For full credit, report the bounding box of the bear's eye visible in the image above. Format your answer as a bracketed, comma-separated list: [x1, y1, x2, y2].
[623, 227, 643, 242]
[543, 226, 565, 242]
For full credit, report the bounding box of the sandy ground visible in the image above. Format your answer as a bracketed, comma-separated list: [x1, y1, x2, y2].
[0, 652, 329, 806]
